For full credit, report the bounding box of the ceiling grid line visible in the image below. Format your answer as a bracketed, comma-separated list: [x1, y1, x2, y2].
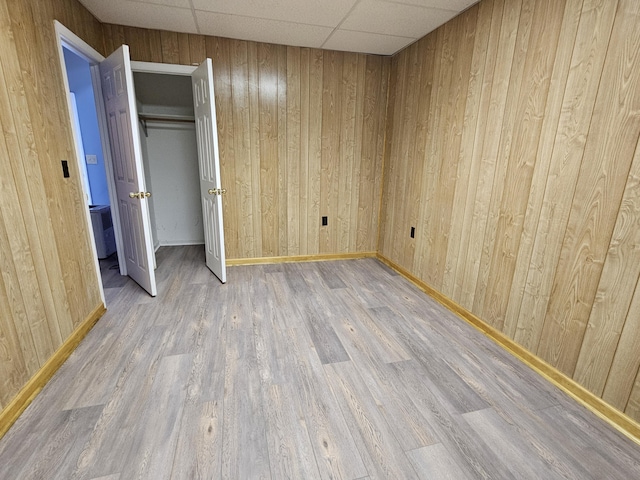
[82, 0, 479, 56]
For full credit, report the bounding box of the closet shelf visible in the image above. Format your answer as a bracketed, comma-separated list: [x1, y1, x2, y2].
[138, 113, 195, 137]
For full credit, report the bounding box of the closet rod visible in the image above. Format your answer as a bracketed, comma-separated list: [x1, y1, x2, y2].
[138, 114, 195, 123]
[138, 114, 195, 137]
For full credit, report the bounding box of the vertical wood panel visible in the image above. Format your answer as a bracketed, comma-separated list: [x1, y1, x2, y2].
[208, 37, 238, 259]
[148, 29, 163, 63]
[443, 0, 492, 300]
[625, 367, 640, 420]
[458, 0, 517, 309]
[349, 55, 365, 253]
[537, 0, 640, 376]
[0, 0, 103, 410]
[338, 52, 358, 253]
[286, 47, 301, 256]
[429, 11, 476, 291]
[357, 56, 384, 252]
[380, 53, 406, 263]
[126, 27, 152, 62]
[450, 0, 503, 307]
[189, 34, 206, 65]
[576, 140, 640, 400]
[381, 0, 640, 423]
[307, 50, 324, 255]
[481, 0, 565, 330]
[177, 32, 190, 65]
[397, 43, 422, 270]
[276, 45, 288, 256]
[228, 40, 252, 257]
[258, 43, 279, 257]
[412, 25, 450, 279]
[502, 0, 584, 340]
[298, 48, 310, 254]
[160, 31, 179, 64]
[473, 0, 534, 316]
[512, 0, 615, 351]
[320, 51, 343, 254]
[104, 26, 389, 260]
[229, 40, 256, 257]
[247, 41, 263, 258]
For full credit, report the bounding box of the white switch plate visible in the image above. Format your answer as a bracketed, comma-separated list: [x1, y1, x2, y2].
[86, 154, 98, 165]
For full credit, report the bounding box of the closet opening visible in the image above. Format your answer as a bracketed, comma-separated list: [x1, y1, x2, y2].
[56, 20, 227, 297]
[132, 71, 204, 250]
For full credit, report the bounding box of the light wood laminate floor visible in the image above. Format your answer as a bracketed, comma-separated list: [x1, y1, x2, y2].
[2, 245, 640, 479]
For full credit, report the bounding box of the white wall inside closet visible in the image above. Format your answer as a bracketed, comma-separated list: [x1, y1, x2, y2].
[134, 72, 204, 247]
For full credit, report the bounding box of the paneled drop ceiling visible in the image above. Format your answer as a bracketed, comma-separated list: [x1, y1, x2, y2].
[78, 0, 479, 56]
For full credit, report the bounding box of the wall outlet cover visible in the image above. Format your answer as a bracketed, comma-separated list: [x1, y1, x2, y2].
[86, 154, 98, 165]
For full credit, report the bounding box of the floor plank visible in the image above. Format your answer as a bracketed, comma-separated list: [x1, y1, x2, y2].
[1, 246, 640, 479]
[407, 443, 471, 480]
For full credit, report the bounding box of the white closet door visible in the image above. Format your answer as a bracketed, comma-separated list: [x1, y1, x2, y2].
[100, 45, 157, 296]
[192, 58, 226, 283]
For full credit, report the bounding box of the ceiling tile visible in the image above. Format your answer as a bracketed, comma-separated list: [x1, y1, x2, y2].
[79, 0, 480, 56]
[192, 0, 358, 27]
[195, 11, 334, 48]
[392, 0, 478, 10]
[323, 29, 415, 56]
[127, 0, 191, 8]
[340, 0, 458, 38]
[80, 1, 198, 32]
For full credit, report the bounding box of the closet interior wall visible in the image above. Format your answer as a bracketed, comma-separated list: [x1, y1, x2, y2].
[134, 72, 203, 248]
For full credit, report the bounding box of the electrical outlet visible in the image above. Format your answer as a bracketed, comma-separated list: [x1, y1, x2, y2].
[86, 154, 98, 165]
[322, 216, 328, 226]
[410, 226, 415, 238]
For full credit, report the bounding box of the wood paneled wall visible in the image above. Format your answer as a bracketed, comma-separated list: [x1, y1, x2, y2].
[0, 0, 104, 408]
[380, 0, 640, 422]
[102, 26, 390, 259]
[5, 0, 640, 435]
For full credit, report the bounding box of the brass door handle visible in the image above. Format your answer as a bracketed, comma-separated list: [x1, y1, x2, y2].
[129, 191, 151, 199]
[208, 188, 227, 195]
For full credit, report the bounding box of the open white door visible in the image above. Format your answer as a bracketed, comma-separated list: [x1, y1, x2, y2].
[192, 59, 227, 283]
[100, 45, 157, 296]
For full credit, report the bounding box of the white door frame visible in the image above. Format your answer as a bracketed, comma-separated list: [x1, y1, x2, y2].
[131, 61, 196, 76]
[54, 20, 127, 302]
[132, 60, 227, 283]
[55, 22, 224, 295]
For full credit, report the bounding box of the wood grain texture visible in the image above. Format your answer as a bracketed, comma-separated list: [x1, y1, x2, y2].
[503, 0, 584, 340]
[0, 304, 105, 438]
[407, 443, 471, 480]
[512, 0, 616, 351]
[0, 0, 103, 415]
[103, 26, 389, 261]
[472, 0, 534, 316]
[480, 0, 565, 331]
[6, 247, 639, 477]
[6, 0, 640, 464]
[574, 139, 640, 398]
[377, 252, 640, 446]
[537, 0, 640, 375]
[379, 0, 640, 422]
[442, 0, 493, 300]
